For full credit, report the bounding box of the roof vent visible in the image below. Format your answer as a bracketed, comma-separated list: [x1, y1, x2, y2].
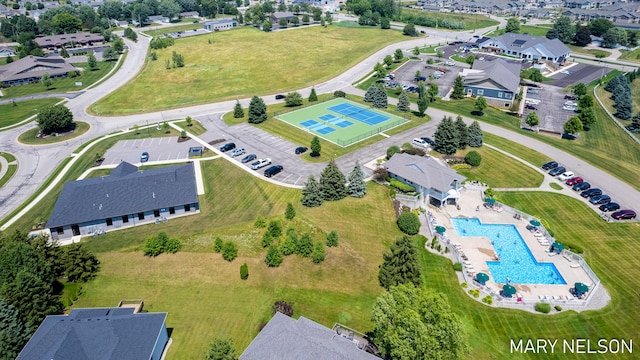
[99, 204, 103, 210]
[152, 192, 155, 199]
[106, 193, 109, 198]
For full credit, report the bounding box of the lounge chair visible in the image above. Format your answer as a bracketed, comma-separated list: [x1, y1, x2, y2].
[570, 264, 580, 268]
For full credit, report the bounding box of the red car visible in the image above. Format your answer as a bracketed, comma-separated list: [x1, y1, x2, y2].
[611, 210, 637, 220]
[566, 177, 583, 186]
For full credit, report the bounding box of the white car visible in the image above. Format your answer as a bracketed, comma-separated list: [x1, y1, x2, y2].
[446, 60, 455, 66]
[412, 138, 429, 148]
[563, 105, 577, 111]
[250, 158, 271, 170]
[558, 171, 574, 181]
[230, 147, 245, 157]
[564, 101, 577, 107]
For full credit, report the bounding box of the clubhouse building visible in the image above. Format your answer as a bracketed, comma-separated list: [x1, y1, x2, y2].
[0, 56, 77, 87]
[478, 33, 570, 64]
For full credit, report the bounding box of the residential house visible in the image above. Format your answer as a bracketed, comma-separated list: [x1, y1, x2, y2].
[17, 307, 169, 360]
[478, 33, 570, 63]
[269, 11, 297, 24]
[46, 161, 199, 240]
[0, 45, 16, 57]
[384, 153, 467, 207]
[0, 56, 77, 86]
[240, 312, 378, 360]
[180, 11, 200, 18]
[34, 32, 105, 50]
[461, 59, 521, 108]
[147, 15, 170, 23]
[561, 8, 638, 22]
[203, 18, 238, 31]
[539, 0, 564, 9]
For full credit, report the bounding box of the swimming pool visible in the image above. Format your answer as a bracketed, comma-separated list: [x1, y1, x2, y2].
[451, 218, 566, 285]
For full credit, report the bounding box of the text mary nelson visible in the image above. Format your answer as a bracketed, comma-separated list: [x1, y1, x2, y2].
[511, 338, 634, 354]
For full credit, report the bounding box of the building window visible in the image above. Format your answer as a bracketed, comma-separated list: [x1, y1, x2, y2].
[123, 215, 129, 223]
[56, 227, 64, 234]
[505, 103, 510, 107]
[106, 218, 113, 226]
[477, 89, 484, 95]
[154, 209, 160, 218]
[169, 207, 175, 214]
[505, 93, 512, 99]
[498, 92, 503, 98]
[185, 204, 191, 212]
[138, 212, 145, 220]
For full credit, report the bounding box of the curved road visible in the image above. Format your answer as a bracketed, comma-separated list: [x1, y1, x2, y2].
[1, 16, 639, 225]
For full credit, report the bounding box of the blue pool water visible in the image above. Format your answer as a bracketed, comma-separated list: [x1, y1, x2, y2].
[451, 218, 566, 285]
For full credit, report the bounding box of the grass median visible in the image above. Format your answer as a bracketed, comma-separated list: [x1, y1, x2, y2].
[0, 98, 62, 129]
[18, 121, 90, 145]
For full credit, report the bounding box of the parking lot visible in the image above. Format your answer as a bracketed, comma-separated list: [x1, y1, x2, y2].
[103, 137, 201, 165]
[549, 63, 612, 88]
[390, 60, 462, 97]
[522, 83, 575, 134]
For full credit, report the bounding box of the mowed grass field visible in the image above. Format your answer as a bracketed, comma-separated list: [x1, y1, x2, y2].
[91, 26, 407, 115]
[0, 98, 61, 129]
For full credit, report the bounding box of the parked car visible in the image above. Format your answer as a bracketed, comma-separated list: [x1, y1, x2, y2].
[264, 165, 284, 178]
[445, 60, 455, 66]
[557, 171, 574, 181]
[564, 94, 577, 100]
[230, 147, 245, 157]
[295, 146, 308, 154]
[611, 210, 637, 220]
[421, 137, 436, 147]
[589, 194, 611, 205]
[599, 202, 620, 212]
[251, 158, 271, 170]
[241, 154, 257, 163]
[527, 89, 539, 95]
[525, 103, 538, 110]
[562, 105, 577, 111]
[541, 161, 558, 170]
[564, 101, 577, 107]
[566, 177, 583, 186]
[548, 166, 566, 176]
[275, 94, 285, 100]
[412, 138, 429, 148]
[415, 76, 426, 82]
[580, 188, 602, 198]
[140, 152, 149, 162]
[220, 142, 236, 152]
[572, 182, 591, 191]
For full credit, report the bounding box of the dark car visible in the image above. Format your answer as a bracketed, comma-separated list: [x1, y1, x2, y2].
[566, 177, 583, 186]
[525, 103, 538, 110]
[421, 137, 436, 147]
[140, 152, 149, 162]
[573, 182, 590, 191]
[599, 202, 620, 212]
[580, 188, 602, 198]
[561, 133, 578, 140]
[541, 161, 558, 170]
[264, 165, 283, 178]
[564, 94, 577, 100]
[548, 166, 566, 176]
[611, 210, 637, 220]
[295, 146, 308, 155]
[275, 94, 285, 100]
[241, 154, 257, 163]
[589, 194, 611, 205]
[220, 142, 236, 152]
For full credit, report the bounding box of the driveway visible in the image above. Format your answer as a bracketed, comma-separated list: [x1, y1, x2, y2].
[549, 63, 611, 88]
[102, 137, 200, 165]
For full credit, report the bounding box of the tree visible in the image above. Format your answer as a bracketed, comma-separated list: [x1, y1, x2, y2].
[371, 283, 469, 360]
[285, 92, 303, 107]
[213, 237, 223, 252]
[579, 106, 596, 130]
[233, 100, 244, 118]
[240, 263, 249, 280]
[308, 87, 318, 102]
[0, 298, 31, 360]
[280, 232, 297, 256]
[364, 83, 376, 103]
[295, 233, 313, 257]
[434, 116, 459, 155]
[248, 96, 267, 124]
[589, 18, 614, 37]
[291, 16, 299, 26]
[380, 17, 390, 29]
[415, 81, 428, 116]
[505, 17, 520, 33]
[41, 72, 52, 89]
[602, 27, 627, 48]
[52, 13, 82, 33]
[374, 62, 387, 79]
[574, 26, 591, 46]
[171, 51, 184, 68]
[221, 241, 238, 262]
[267, 220, 283, 238]
[468, 120, 483, 147]
[312, 242, 325, 264]
[451, 75, 465, 99]
[578, 94, 594, 109]
[279, 18, 288, 28]
[301, 175, 323, 207]
[347, 161, 366, 198]
[551, 16, 574, 44]
[265, 246, 283, 267]
[62, 244, 100, 282]
[394, 48, 404, 62]
[529, 68, 543, 82]
[386, 145, 401, 160]
[310, 136, 321, 157]
[397, 91, 410, 112]
[372, 84, 388, 108]
[326, 230, 339, 247]
[564, 116, 583, 134]
[36, 104, 74, 134]
[572, 83, 587, 97]
[185, 116, 193, 127]
[262, 19, 272, 32]
[319, 160, 347, 201]
[525, 111, 540, 127]
[205, 338, 237, 360]
[302, 14, 310, 24]
[87, 53, 98, 70]
[465, 54, 475, 67]
[378, 236, 422, 289]
[403, 23, 416, 36]
[465, 151, 482, 166]
[396, 212, 421, 235]
[6, 55, 14, 63]
[384, 54, 393, 68]
[285, 203, 296, 220]
[455, 115, 468, 149]
[124, 27, 138, 41]
[103, 47, 118, 62]
[162, 122, 170, 133]
[474, 96, 487, 115]
[627, 113, 640, 133]
[427, 82, 439, 102]
[436, 49, 444, 58]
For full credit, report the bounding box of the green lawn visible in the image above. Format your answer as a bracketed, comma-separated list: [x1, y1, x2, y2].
[0, 163, 17, 189]
[174, 119, 207, 135]
[1, 61, 117, 98]
[595, 84, 640, 141]
[618, 47, 640, 62]
[486, 25, 549, 38]
[568, 44, 612, 58]
[143, 23, 203, 37]
[399, 9, 499, 30]
[521, 68, 555, 82]
[0, 98, 62, 129]
[91, 26, 407, 115]
[484, 133, 552, 167]
[18, 121, 91, 145]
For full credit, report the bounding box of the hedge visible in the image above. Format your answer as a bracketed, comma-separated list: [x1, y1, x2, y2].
[390, 178, 416, 193]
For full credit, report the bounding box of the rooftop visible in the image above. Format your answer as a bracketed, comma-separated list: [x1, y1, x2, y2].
[384, 153, 466, 192]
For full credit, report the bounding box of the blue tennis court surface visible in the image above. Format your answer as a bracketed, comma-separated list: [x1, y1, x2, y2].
[300, 119, 319, 127]
[328, 103, 390, 126]
[335, 121, 353, 128]
[317, 126, 335, 135]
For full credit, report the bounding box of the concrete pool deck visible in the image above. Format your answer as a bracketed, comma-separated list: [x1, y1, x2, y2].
[426, 188, 609, 311]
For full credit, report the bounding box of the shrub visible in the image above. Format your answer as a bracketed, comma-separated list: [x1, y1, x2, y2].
[535, 302, 551, 313]
[554, 305, 562, 311]
[297, 233, 313, 257]
[390, 179, 416, 193]
[326, 230, 339, 247]
[563, 241, 583, 254]
[403, 147, 426, 156]
[468, 289, 480, 298]
[273, 300, 294, 316]
[213, 237, 223, 252]
[165, 238, 182, 253]
[461, 281, 468, 288]
[221, 241, 238, 262]
[397, 212, 421, 235]
[254, 216, 266, 228]
[267, 220, 282, 238]
[465, 151, 482, 166]
[240, 263, 249, 280]
[312, 242, 326, 264]
[454, 262, 463, 271]
[386, 145, 401, 160]
[284, 203, 296, 220]
[261, 232, 273, 248]
[482, 295, 493, 304]
[265, 246, 283, 267]
[333, 90, 346, 98]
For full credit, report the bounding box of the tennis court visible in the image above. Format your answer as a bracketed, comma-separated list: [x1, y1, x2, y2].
[277, 98, 408, 147]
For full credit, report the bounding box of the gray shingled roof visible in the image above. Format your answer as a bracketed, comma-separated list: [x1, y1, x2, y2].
[240, 313, 378, 360]
[481, 33, 570, 60]
[17, 308, 167, 360]
[465, 58, 521, 93]
[384, 153, 466, 192]
[46, 162, 198, 228]
[0, 55, 77, 83]
[34, 32, 104, 47]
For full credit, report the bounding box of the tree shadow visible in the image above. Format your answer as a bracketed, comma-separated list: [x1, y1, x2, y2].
[470, 110, 484, 116]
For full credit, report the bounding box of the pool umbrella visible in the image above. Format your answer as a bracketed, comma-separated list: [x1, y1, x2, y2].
[529, 219, 542, 227]
[503, 284, 517, 297]
[485, 197, 495, 204]
[476, 273, 489, 285]
[553, 242, 565, 252]
[435, 226, 446, 234]
[575, 282, 589, 294]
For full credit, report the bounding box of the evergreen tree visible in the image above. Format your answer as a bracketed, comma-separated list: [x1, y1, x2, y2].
[433, 116, 459, 155]
[468, 121, 483, 147]
[0, 298, 32, 360]
[240, 263, 249, 280]
[309, 87, 318, 102]
[394, 48, 404, 62]
[312, 242, 325, 263]
[261, 232, 273, 248]
[221, 241, 238, 262]
[626, 113, 640, 133]
[574, 25, 592, 46]
[378, 235, 422, 290]
[62, 243, 100, 282]
[319, 160, 347, 201]
[280, 233, 298, 255]
[247, 96, 267, 124]
[372, 84, 388, 108]
[614, 92, 633, 120]
[297, 233, 314, 257]
[301, 175, 323, 207]
[397, 91, 410, 112]
[310, 136, 321, 157]
[364, 84, 376, 103]
[451, 76, 465, 99]
[265, 246, 283, 267]
[326, 230, 339, 247]
[347, 161, 366, 198]
[417, 81, 428, 116]
[233, 100, 244, 118]
[213, 237, 223, 252]
[284, 202, 296, 220]
[454, 115, 468, 150]
[525, 111, 540, 127]
[87, 53, 98, 70]
[205, 338, 238, 360]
